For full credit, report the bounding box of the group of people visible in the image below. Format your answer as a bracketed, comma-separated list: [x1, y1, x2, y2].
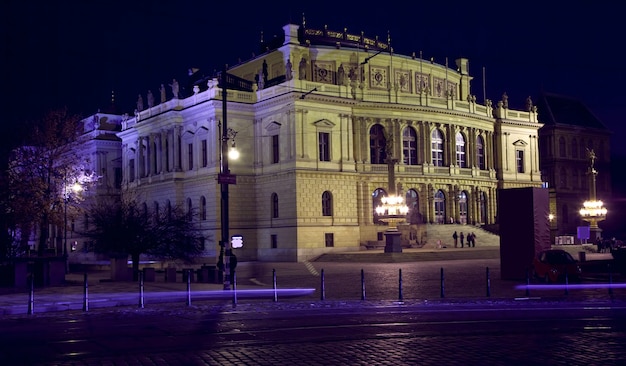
[452, 231, 476, 248]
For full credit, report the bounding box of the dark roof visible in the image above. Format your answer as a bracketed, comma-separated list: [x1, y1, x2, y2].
[536, 92, 608, 130]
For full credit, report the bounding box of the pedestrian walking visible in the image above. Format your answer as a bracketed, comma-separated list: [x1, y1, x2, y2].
[460, 232, 465, 248]
[452, 231, 458, 248]
[469, 232, 476, 247]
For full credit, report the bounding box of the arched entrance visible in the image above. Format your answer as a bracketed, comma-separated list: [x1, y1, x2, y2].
[459, 191, 468, 225]
[434, 189, 446, 224]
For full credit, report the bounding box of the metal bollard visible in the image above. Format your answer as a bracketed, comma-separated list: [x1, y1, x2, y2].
[186, 269, 191, 306]
[486, 267, 491, 297]
[27, 274, 34, 315]
[440, 268, 445, 298]
[139, 271, 144, 309]
[320, 269, 325, 301]
[232, 272, 237, 307]
[398, 268, 403, 302]
[361, 269, 366, 301]
[272, 269, 277, 302]
[83, 272, 89, 312]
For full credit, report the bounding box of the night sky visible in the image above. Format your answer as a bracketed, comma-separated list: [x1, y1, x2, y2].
[1, 1, 624, 156]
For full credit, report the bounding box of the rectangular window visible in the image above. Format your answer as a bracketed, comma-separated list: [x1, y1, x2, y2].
[272, 135, 280, 164]
[271, 234, 278, 249]
[188, 143, 193, 170]
[431, 142, 443, 166]
[325, 233, 334, 247]
[129, 159, 135, 182]
[201, 139, 208, 167]
[456, 145, 466, 167]
[319, 132, 330, 161]
[516, 150, 525, 173]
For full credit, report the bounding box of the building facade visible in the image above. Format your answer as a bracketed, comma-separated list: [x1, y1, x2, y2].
[115, 23, 544, 262]
[537, 92, 612, 243]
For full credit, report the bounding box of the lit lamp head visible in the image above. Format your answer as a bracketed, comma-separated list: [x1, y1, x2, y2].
[579, 200, 607, 219]
[228, 141, 239, 160]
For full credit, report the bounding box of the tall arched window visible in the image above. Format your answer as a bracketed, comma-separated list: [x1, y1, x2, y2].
[455, 132, 466, 167]
[476, 135, 485, 170]
[166, 200, 172, 220]
[561, 204, 569, 224]
[372, 188, 387, 224]
[571, 138, 578, 159]
[560, 167, 567, 188]
[559, 136, 566, 157]
[402, 127, 418, 165]
[431, 129, 444, 166]
[580, 140, 586, 160]
[572, 170, 579, 189]
[406, 189, 420, 224]
[200, 196, 207, 221]
[434, 190, 446, 224]
[271, 193, 279, 218]
[322, 191, 333, 216]
[370, 124, 387, 164]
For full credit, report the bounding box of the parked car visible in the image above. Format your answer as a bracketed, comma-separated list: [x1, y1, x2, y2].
[532, 249, 582, 283]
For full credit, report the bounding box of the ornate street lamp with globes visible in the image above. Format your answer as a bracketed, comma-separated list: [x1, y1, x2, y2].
[579, 149, 607, 242]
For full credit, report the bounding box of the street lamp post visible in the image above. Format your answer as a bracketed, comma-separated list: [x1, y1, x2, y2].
[218, 67, 239, 290]
[579, 149, 607, 242]
[375, 153, 409, 253]
[63, 181, 82, 273]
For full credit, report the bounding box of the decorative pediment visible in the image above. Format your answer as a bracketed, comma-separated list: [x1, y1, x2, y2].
[313, 119, 335, 129]
[512, 139, 527, 147]
[265, 121, 282, 132]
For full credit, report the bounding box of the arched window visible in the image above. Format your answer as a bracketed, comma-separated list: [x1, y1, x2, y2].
[405, 189, 420, 224]
[560, 167, 567, 188]
[166, 200, 172, 220]
[372, 188, 387, 224]
[476, 135, 485, 170]
[402, 127, 418, 165]
[369, 124, 387, 164]
[431, 129, 444, 166]
[571, 138, 578, 159]
[434, 190, 446, 224]
[322, 191, 333, 216]
[455, 132, 466, 167]
[559, 136, 566, 157]
[271, 193, 279, 218]
[200, 196, 207, 221]
[580, 140, 586, 160]
[572, 170, 579, 190]
[142, 202, 148, 220]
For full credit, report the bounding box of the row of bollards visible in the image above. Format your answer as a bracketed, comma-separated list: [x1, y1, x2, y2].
[24, 264, 620, 314]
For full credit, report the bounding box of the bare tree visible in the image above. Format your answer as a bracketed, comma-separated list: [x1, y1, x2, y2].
[6, 108, 95, 256]
[84, 195, 206, 280]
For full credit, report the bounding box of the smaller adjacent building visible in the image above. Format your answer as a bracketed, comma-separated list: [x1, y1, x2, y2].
[537, 92, 612, 243]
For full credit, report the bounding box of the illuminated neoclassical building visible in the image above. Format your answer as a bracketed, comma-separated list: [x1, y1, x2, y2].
[117, 22, 543, 262]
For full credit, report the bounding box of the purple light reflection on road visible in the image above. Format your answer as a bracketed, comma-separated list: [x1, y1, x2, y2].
[515, 283, 626, 291]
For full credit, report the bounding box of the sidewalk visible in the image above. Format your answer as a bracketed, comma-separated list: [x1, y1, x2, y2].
[0, 248, 618, 316]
